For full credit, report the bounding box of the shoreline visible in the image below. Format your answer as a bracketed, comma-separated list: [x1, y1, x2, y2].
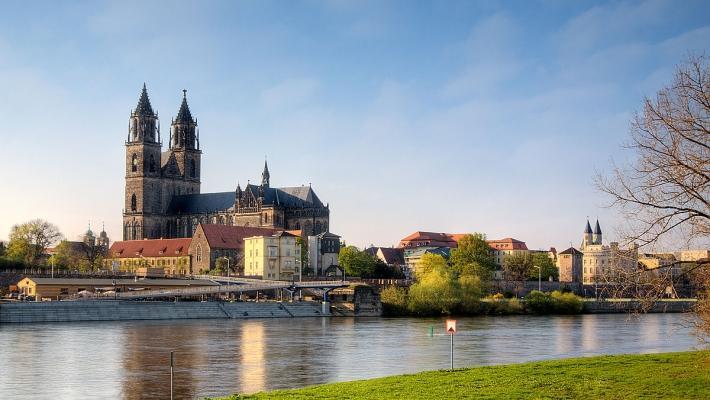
[0, 298, 697, 324]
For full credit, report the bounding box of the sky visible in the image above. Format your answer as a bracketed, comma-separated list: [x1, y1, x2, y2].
[0, 0, 708, 250]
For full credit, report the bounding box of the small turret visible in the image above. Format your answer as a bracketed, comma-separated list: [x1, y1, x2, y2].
[261, 159, 270, 188]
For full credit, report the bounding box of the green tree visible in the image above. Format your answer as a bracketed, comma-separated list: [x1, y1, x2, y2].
[408, 257, 459, 315]
[415, 252, 449, 277]
[380, 286, 408, 316]
[457, 273, 482, 313]
[6, 219, 62, 265]
[531, 252, 558, 281]
[503, 252, 534, 281]
[338, 246, 376, 277]
[296, 237, 311, 276]
[449, 233, 496, 281]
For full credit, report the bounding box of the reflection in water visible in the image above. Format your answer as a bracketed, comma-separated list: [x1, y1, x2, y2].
[240, 322, 265, 394]
[0, 313, 700, 400]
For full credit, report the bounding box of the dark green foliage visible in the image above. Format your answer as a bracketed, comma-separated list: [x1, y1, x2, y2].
[338, 246, 376, 277]
[525, 290, 583, 314]
[449, 233, 496, 282]
[380, 286, 408, 316]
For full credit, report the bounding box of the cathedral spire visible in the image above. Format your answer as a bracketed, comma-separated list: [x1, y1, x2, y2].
[134, 83, 155, 117]
[262, 158, 270, 188]
[176, 89, 194, 123]
[170, 89, 198, 150]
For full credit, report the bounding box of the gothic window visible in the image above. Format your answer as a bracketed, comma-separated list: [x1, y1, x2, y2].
[295, 222, 301, 230]
[149, 155, 156, 173]
[315, 221, 322, 234]
[190, 159, 196, 178]
[264, 213, 268, 223]
[131, 154, 138, 172]
[131, 194, 137, 212]
[219, 215, 225, 225]
[197, 245, 203, 262]
[227, 216, 233, 226]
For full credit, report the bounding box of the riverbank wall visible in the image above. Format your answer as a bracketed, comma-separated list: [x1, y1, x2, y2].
[0, 300, 330, 324]
[583, 299, 696, 313]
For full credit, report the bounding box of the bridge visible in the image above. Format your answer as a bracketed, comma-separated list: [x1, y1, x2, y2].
[93, 276, 350, 300]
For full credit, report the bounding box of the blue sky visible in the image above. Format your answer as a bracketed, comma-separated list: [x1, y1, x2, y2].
[0, 0, 708, 250]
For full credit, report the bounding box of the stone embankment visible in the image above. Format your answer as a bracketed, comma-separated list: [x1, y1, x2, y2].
[0, 300, 328, 324]
[583, 299, 696, 313]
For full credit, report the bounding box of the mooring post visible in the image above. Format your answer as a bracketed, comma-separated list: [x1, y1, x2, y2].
[170, 351, 174, 400]
[450, 333, 454, 370]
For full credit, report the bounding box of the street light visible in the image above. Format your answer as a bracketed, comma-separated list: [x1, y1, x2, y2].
[220, 256, 231, 301]
[533, 265, 541, 292]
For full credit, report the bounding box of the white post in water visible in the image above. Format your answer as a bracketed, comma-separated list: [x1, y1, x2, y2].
[170, 351, 174, 400]
[446, 319, 457, 370]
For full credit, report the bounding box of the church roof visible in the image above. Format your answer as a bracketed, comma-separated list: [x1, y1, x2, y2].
[584, 220, 593, 234]
[167, 185, 325, 214]
[594, 219, 602, 235]
[200, 224, 279, 250]
[134, 83, 154, 116]
[559, 247, 583, 255]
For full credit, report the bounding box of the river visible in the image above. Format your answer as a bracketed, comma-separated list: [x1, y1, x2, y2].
[0, 313, 702, 399]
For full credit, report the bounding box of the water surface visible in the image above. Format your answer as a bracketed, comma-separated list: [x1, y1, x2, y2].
[0, 313, 701, 399]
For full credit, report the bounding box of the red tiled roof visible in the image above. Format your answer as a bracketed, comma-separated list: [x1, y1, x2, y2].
[200, 224, 281, 249]
[486, 238, 528, 250]
[109, 238, 192, 258]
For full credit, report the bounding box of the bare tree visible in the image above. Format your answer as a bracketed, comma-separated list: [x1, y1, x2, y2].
[596, 55, 709, 339]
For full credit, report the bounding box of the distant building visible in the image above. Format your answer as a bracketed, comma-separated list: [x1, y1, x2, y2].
[580, 219, 638, 284]
[397, 231, 461, 249]
[307, 232, 341, 276]
[557, 247, 583, 283]
[678, 249, 709, 262]
[105, 238, 192, 276]
[188, 224, 287, 275]
[244, 231, 300, 280]
[487, 238, 529, 267]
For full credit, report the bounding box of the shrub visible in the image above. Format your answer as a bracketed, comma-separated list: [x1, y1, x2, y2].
[492, 293, 504, 301]
[550, 290, 584, 314]
[525, 290, 584, 314]
[380, 286, 408, 316]
[503, 290, 515, 299]
[525, 290, 556, 314]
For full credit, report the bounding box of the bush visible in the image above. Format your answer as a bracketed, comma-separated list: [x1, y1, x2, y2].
[380, 286, 408, 316]
[503, 290, 515, 299]
[550, 290, 584, 314]
[492, 293, 504, 301]
[525, 290, 556, 314]
[525, 290, 583, 314]
[483, 297, 524, 315]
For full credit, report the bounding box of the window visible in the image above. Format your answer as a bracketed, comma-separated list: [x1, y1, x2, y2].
[190, 158, 196, 178]
[149, 155, 156, 173]
[131, 154, 138, 172]
[131, 194, 137, 211]
[196, 245, 203, 262]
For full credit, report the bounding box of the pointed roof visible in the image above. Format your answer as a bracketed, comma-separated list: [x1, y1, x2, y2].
[584, 220, 593, 234]
[262, 159, 270, 183]
[134, 83, 155, 116]
[175, 89, 194, 123]
[594, 219, 602, 235]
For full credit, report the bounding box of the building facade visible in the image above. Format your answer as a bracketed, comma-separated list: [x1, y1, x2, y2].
[580, 219, 639, 284]
[105, 238, 192, 276]
[123, 85, 330, 241]
[557, 247, 583, 283]
[307, 232, 341, 276]
[244, 232, 300, 280]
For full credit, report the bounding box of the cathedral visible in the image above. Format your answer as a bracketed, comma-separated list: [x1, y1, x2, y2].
[123, 85, 330, 240]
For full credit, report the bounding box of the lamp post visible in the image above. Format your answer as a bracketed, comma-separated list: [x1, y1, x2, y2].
[533, 265, 541, 292]
[220, 256, 230, 300]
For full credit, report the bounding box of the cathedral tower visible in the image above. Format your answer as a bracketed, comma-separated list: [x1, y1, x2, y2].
[123, 84, 163, 240]
[163, 90, 201, 195]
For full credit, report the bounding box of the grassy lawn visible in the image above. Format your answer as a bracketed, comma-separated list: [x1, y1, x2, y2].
[215, 351, 709, 400]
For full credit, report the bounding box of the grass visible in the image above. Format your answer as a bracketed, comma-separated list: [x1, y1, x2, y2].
[214, 351, 710, 400]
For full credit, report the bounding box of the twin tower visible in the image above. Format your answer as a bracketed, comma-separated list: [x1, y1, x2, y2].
[123, 85, 202, 240]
